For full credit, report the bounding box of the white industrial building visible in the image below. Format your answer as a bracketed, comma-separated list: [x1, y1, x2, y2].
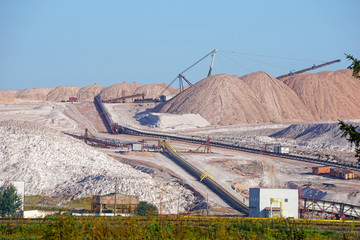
[249, 188, 299, 218]
[132, 142, 142, 151]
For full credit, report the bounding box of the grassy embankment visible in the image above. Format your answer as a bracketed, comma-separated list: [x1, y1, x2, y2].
[1, 216, 359, 239]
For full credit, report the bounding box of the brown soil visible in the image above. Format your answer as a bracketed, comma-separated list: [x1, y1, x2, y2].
[15, 87, 55, 101]
[283, 69, 360, 120]
[64, 102, 107, 133]
[99, 82, 142, 102]
[77, 83, 104, 102]
[46, 86, 80, 102]
[157, 72, 315, 125]
[134, 83, 176, 99]
[0, 90, 17, 98]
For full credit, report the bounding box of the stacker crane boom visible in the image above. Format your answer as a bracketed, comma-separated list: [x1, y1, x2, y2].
[276, 59, 341, 80]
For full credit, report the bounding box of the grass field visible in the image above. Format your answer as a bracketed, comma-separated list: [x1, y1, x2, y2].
[1, 216, 359, 239]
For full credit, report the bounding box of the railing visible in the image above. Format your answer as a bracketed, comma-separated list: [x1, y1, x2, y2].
[300, 198, 360, 219]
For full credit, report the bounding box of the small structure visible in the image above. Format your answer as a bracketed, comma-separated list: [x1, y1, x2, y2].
[328, 168, 354, 179]
[69, 97, 77, 102]
[273, 145, 289, 154]
[337, 169, 354, 179]
[91, 193, 139, 215]
[132, 142, 142, 151]
[249, 188, 298, 218]
[330, 168, 341, 177]
[159, 94, 175, 102]
[312, 167, 354, 180]
[23, 210, 46, 218]
[312, 166, 331, 175]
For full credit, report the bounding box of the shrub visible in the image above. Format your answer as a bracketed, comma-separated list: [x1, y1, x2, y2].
[136, 201, 158, 216]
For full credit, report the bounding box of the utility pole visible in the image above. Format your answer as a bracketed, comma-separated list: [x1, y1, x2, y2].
[206, 194, 209, 215]
[312, 195, 314, 219]
[177, 194, 180, 215]
[114, 177, 117, 216]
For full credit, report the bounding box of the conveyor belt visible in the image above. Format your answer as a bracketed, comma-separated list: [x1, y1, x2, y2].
[161, 141, 249, 215]
[116, 125, 360, 171]
[94, 94, 360, 171]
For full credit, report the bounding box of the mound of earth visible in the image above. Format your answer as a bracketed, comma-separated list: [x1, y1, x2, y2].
[15, 87, 55, 101]
[241, 71, 314, 123]
[99, 82, 142, 102]
[283, 69, 360, 120]
[269, 120, 360, 152]
[77, 83, 104, 101]
[46, 86, 80, 102]
[134, 83, 177, 99]
[157, 73, 314, 125]
[0, 97, 16, 103]
[0, 90, 18, 98]
[157, 74, 267, 125]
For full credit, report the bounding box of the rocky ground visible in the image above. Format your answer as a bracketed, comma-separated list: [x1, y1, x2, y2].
[1, 100, 360, 215]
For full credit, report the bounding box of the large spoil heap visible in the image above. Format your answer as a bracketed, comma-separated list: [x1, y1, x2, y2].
[157, 72, 315, 125]
[157, 70, 360, 125]
[283, 69, 360, 121]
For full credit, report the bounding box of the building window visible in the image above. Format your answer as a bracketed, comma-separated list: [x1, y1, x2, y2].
[285, 199, 288, 202]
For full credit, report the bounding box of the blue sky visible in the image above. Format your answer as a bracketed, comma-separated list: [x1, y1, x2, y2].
[1, 0, 359, 90]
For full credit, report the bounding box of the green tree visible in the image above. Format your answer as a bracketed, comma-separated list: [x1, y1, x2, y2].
[339, 121, 360, 162]
[339, 54, 360, 162]
[345, 53, 360, 79]
[136, 201, 158, 216]
[0, 183, 23, 217]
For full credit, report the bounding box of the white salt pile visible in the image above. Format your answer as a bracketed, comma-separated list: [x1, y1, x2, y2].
[139, 113, 211, 130]
[0, 120, 197, 213]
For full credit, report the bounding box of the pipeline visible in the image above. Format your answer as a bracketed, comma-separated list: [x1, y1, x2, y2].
[64, 132, 131, 148]
[161, 140, 249, 215]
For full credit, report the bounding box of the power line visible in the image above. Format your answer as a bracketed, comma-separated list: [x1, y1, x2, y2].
[220, 51, 289, 71]
[219, 49, 326, 63]
[218, 51, 253, 73]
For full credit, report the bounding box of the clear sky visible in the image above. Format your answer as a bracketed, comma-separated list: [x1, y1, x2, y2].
[1, 0, 359, 90]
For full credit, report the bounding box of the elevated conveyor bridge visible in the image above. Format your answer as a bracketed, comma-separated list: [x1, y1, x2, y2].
[161, 140, 249, 215]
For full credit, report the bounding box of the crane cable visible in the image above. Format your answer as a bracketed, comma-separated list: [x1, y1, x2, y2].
[220, 49, 326, 63]
[158, 49, 217, 97]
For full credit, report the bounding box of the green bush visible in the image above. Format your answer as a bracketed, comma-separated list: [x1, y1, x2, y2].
[136, 201, 158, 216]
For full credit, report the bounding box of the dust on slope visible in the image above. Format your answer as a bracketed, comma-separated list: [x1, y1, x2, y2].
[283, 69, 360, 120]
